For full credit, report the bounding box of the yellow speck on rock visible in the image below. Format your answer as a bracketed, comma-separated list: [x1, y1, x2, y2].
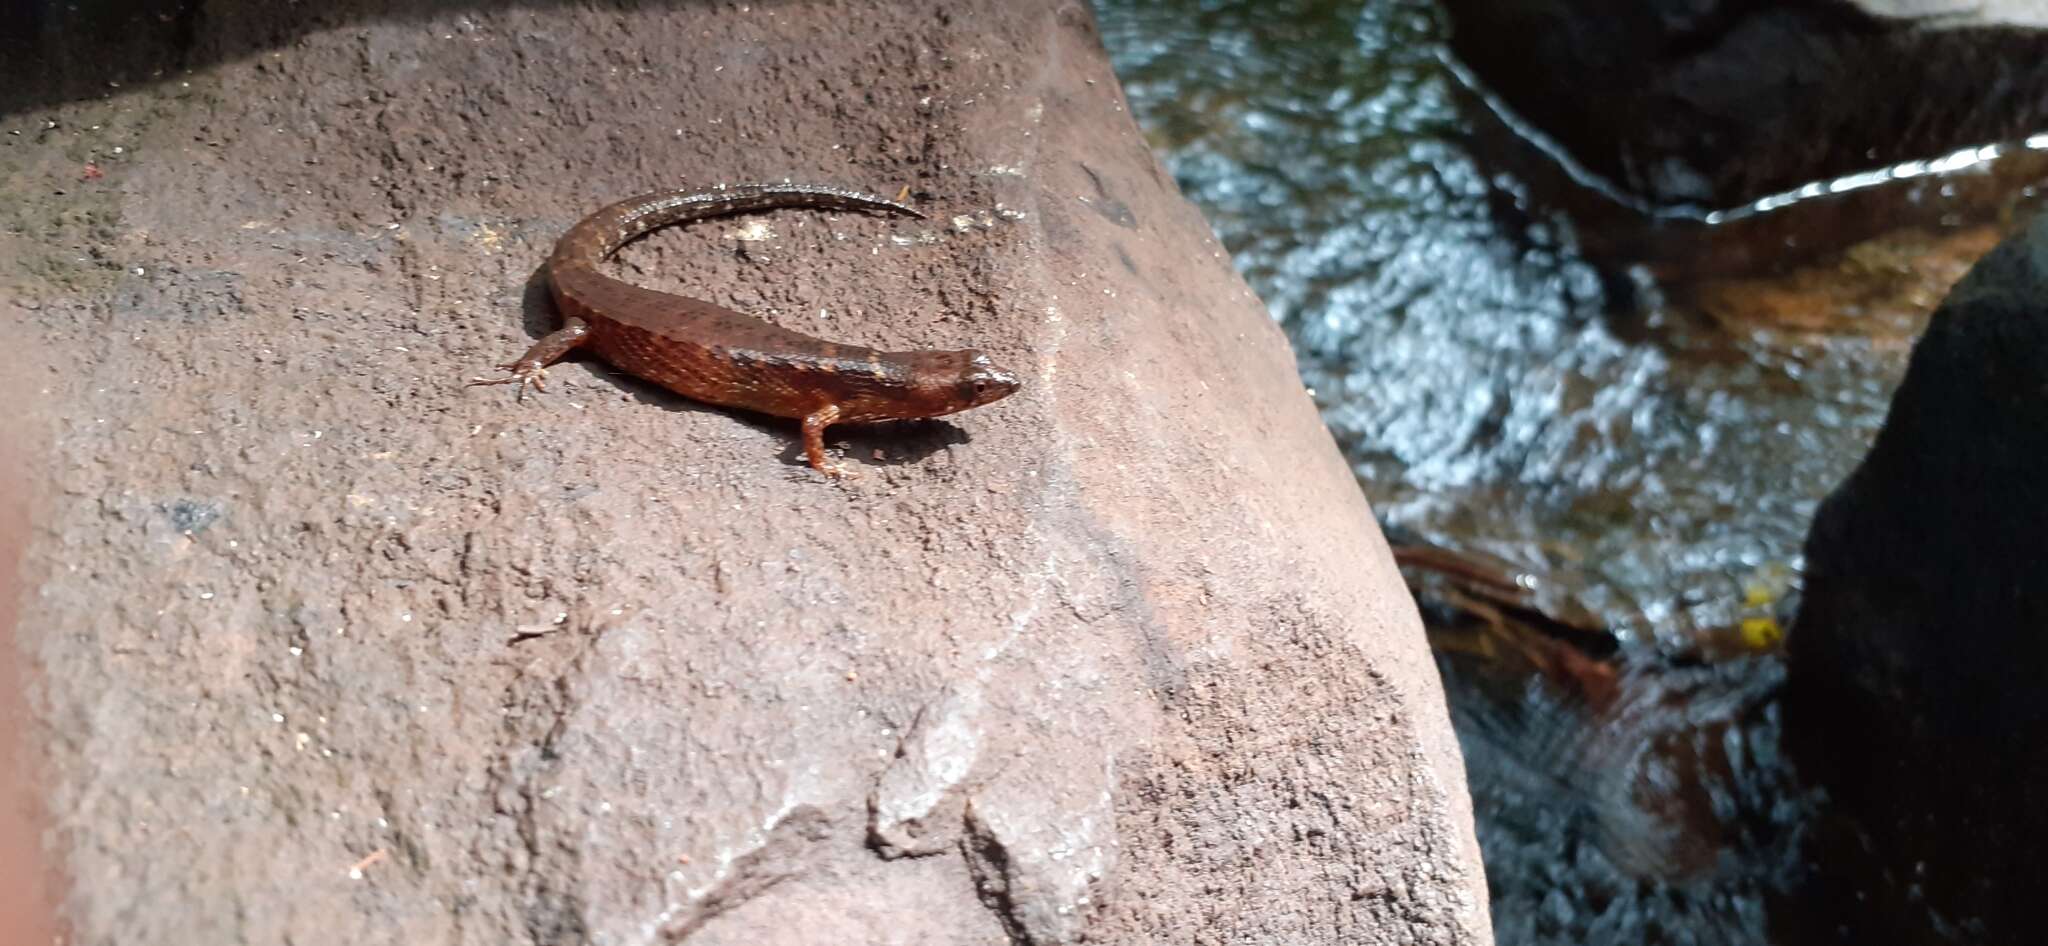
[1739, 616, 1784, 650]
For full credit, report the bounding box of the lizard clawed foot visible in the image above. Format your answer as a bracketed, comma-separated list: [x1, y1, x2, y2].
[467, 362, 549, 401]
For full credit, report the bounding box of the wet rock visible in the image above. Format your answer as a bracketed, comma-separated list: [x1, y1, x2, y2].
[1784, 210, 2048, 943]
[3, 1, 1489, 944]
[1441, 0, 2048, 209]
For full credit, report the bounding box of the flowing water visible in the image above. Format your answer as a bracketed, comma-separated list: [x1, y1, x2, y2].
[1096, 0, 1915, 646]
[1094, 1, 2035, 942]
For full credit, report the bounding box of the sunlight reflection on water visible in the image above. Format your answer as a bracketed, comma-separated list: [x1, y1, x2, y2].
[1097, 0, 1905, 649]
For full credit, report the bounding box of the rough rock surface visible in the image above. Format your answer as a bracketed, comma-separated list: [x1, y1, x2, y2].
[2, 331, 57, 946]
[1441, 0, 2048, 208]
[1784, 211, 2048, 944]
[1, 2, 1489, 944]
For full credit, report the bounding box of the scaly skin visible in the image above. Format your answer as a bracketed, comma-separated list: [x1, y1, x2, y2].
[470, 183, 1021, 477]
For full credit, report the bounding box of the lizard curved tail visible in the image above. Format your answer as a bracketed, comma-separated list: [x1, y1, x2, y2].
[546, 183, 926, 271]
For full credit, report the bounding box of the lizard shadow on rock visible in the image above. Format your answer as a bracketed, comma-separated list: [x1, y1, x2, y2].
[515, 263, 969, 473]
[770, 420, 970, 473]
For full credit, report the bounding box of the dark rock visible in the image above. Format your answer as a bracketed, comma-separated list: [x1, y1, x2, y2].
[1784, 210, 2048, 943]
[1441, 0, 2048, 209]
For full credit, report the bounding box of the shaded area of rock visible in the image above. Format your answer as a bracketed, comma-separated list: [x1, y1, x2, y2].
[1784, 210, 2048, 944]
[1, 1, 1489, 943]
[1441, 0, 2048, 209]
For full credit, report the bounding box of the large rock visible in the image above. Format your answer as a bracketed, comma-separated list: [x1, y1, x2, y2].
[1441, 0, 2048, 209]
[1785, 211, 2048, 943]
[0, 1, 1490, 943]
[1, 337, 56, 946]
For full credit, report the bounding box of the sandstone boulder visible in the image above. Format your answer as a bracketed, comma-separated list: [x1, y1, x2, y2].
[1, 2, 1489, 943]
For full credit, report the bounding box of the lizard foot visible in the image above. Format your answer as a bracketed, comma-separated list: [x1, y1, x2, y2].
[467, 362, 549, 401]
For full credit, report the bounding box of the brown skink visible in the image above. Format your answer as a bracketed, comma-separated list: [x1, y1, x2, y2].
[470, 183, 1021, 476]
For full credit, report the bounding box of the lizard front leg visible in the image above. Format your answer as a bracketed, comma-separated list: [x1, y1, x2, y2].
[801, 403, 850, 478]
[468, 317, 593, 399]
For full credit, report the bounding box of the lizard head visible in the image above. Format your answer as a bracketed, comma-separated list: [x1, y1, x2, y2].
[837, 350, 1021, 423]
[864, 350, 1015, 419]
[949, 351, 1022, 411]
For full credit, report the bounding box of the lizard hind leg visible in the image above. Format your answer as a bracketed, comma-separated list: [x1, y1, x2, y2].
[801, 403, 851, 478]
[467, 317, 593, 399]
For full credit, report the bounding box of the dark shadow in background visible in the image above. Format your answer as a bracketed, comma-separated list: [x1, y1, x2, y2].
[0, 0, 727, 116]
